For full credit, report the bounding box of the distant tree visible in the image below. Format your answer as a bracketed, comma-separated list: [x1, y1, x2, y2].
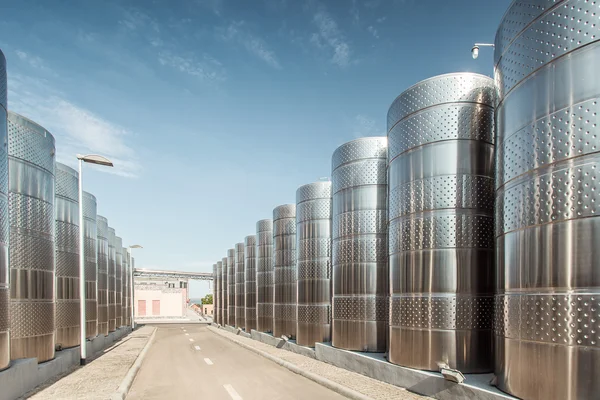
[201, 294, 213, 305]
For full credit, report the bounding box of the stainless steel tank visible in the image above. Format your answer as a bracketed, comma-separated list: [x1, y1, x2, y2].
[273, 204, 296, 339]
[8, 111, 56, 362]
[494, 1, 600, 398]
[244, 235, 257, 332]
[55, 162, 80, 349]
[256, 219, 273, 333]
[216, 261, 222, 325]
[387, 73, 496, 372]
[83, 192, 97, 338]
[115, 237, 123, 327]
[331, 137, 388, 352]
[221, 256, 228, 325]
[107, 226, 116, 332]
[296, 182, 332, 347]
[121, 247, 131, 326]
[235, 243, 245, 329]
[97, 216, 109, 335]
[0, 50, 9, 370]
[213, 263, 218, 323]
[227, 248, 235, 326]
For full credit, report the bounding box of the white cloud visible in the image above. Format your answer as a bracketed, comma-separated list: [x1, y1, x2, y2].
[367, 25, 379, 39]
[353, 114, 384, 138]
[218, 22, 281, 69]
[158, 51, 226, 81]
[195, 0, 223, 16]
[15, 50, 47, 70]
[119, 9, 160, 33]
[350, 0, 360, 24]
[376, 16, 387, 24]
[7, 74, 141, 178]
[311, 10, 352, 67]
[243, 38, 281, 69]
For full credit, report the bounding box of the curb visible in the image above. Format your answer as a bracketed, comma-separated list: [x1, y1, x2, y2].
[208, 326, 373, 400]
[111, 327, 157, 400]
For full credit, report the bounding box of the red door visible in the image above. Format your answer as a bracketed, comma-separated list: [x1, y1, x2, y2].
[152, 300, 160, 316]
[138, 300, 146, 316]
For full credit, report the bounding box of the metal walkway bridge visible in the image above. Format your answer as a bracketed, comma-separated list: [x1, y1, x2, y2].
[133, 268, 213, 281]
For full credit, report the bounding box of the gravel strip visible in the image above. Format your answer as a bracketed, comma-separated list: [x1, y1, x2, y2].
[27, 327, 156, 400]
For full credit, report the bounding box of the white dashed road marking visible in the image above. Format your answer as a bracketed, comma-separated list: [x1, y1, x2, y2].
[224, 384, 243, 400]
[204, 358, 213, 365]
[194, 345, 201, 351]
[185, 333, 189, 336]
[189, 338, 194, 342]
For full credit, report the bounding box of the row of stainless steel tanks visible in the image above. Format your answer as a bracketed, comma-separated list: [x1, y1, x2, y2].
[0, 49, 135, 370]
[212, 1, 599, 398]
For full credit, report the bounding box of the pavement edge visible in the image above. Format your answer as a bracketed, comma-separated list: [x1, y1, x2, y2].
[111, 327, 158, 400]
[208, 326, 373, 400]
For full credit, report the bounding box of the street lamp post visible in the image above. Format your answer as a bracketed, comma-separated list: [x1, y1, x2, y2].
[128, 245, 143, 330]
[471, 43, 495, 59]
[77, 154, 113, 365]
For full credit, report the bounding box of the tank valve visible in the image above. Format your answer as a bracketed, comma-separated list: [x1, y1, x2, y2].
[438, 363, 465, 384]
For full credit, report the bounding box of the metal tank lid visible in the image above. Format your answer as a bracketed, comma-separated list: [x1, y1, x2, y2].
[331, 136, 387, 171]
[387, 72, 496, 130]
[296, 181, 332, 203]
[83, 190, 97, 202]
[273, 204, 296, 220]
[245, 235, 256, 246]
[256, 219, 273, 232]
[7, 111, 56, 144]
[235, 242, 244, 252]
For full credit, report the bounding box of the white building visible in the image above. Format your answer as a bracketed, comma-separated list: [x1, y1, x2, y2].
[134, 276, 189, 320]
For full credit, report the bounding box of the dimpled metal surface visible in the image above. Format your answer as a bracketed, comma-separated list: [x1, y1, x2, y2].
[97, 216, 109, 335]
[494, 1, 600, 398]
[217, 258, 226, 325]
[122, 247, 129, 327]
[244, 235, 257, 332]
[273, 205, 296, 338]
[331, 137, 388, 352]
[83, 192, 97, 338]
[296, 182, 332, 347]
[216, 261, 222, 325]
[387, 73, 496, 373]
[213, 263, 218, 324]
[8, 111, 56, 362]
[0, 50, 8, 370]
[114, 236, 123, 327]
[235, 243, 245, 329]
[256, 219, 273, 333]
[227, 248, 235, 326]
[55, 163, 80, 349]
[107, 227, 116, 332]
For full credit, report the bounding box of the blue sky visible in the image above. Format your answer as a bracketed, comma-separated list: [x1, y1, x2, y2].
[0, 0, 510, 297]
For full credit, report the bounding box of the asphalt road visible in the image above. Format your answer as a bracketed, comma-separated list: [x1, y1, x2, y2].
[127, 324, 346, 400]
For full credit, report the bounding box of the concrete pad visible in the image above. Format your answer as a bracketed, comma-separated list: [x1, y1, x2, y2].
[0, 327, 133, 400]
[221, 325, 251, 338]
[314, 343, 514, 400]
[284, 340, 316, 359]
[250, 330, 316, 359]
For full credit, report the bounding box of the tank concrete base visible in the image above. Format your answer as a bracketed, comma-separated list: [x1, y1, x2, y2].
[0, 327, 132, 400]
[222, 324, 251, 338]
[250, 330, 316, 359]
[314, 343, 514, 400]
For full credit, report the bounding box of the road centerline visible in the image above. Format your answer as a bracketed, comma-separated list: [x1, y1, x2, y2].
[223, 384, 243, 400]
[204, 358, 213, 365]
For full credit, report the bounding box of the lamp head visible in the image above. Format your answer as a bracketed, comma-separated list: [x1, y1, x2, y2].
[471, 45, 480, 59]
